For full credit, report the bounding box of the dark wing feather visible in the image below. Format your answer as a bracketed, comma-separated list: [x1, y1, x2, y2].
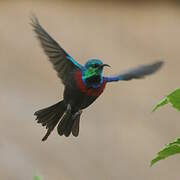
[31, 16, 83, 84]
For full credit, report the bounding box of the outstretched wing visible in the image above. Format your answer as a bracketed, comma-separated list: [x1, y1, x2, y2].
[104, 61, 164, 82]
[31, 16, 83, 84]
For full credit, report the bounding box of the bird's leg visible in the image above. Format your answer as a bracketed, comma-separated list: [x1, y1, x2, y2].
[60, 104, 72, 120]
[57, 104, 71, 121]
[73, 110, 82, 119]
[66, 104, 71, 114]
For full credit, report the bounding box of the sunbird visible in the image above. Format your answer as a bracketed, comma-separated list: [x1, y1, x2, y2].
[31, 16, 163, 141]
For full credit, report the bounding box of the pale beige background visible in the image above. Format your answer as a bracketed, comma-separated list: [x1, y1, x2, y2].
[0, 1, 180, 180]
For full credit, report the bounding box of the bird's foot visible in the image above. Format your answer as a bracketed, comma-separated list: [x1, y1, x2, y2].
[72, 110, 82, 120]
[67, 104, 71, 112]
[75, 110, 82, 116]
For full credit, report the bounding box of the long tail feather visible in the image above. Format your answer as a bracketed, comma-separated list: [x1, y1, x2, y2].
[72, 111, 82, 137]
[34, 100, 66, 141]
[57, 106, 82, 137]
[57, 104, 72, 136]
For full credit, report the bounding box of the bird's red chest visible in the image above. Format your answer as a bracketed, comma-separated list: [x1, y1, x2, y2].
[74, 70, 106, 97]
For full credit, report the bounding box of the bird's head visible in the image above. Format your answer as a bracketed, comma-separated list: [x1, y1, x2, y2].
[82, 59, 110, 86]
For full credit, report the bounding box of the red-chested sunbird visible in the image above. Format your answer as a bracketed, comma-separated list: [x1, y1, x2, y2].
[31, 16, 163, 141]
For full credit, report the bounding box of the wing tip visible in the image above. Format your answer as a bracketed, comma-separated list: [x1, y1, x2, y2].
[30, 13, 38, 23]
[29, 13, 40, 30]
[153, 59, 164, 66]
[151, 60, 164, 72]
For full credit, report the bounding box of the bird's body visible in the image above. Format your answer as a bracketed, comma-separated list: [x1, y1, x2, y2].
[65, 69, 106, 109]
[31, 16, 163, 141]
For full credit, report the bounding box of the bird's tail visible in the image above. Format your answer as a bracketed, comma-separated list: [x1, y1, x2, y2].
[57, 106, 82, 137]
[34, 100, 66, 141]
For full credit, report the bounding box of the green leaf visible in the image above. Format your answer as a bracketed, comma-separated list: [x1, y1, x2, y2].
[152, 88, 180, 111]
[34, 176, 43, 180]
[152, 97, 168, 112]
[151, 138, 180, 166]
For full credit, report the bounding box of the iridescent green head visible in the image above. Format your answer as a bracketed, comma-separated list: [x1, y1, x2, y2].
[82, 59, 110, 86]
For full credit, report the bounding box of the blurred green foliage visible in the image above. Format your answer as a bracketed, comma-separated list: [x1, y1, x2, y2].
[152, 88, 180, 112]
[151, 88, 180, 166]
[151, 138, 180, 166]
[34, 176, 43, 180]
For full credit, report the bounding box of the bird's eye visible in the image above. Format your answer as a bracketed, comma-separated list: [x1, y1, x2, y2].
[92, 64, 99, 68]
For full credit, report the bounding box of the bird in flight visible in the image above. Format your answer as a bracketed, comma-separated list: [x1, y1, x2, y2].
[31, 16, 163, 141]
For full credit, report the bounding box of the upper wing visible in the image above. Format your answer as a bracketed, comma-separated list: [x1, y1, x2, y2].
[31, 16, 83, 84]
[104, 61, 164, 82]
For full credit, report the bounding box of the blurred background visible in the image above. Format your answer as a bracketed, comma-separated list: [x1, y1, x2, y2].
[0, 0, 180, 180]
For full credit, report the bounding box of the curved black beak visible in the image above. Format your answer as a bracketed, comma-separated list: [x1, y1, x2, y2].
[100, 64, 111, 68]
